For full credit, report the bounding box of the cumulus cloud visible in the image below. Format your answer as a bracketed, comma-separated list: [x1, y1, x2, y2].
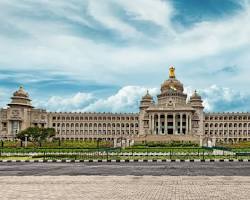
[200, 85, 250, 112]
[82, 86, 158, 112]
[33, 92, 94, 112]
[188, 85, 250, 113]
[30, 84, 250, 113]
[33, 86, 158, 113]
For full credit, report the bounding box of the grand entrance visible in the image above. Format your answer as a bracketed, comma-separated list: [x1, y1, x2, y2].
[153, 113, 189, 135]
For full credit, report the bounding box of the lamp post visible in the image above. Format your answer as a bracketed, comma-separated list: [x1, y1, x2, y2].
[24, 134, 28, 148]
[0, 134, 2, 148]
[97, 138, 101, 154]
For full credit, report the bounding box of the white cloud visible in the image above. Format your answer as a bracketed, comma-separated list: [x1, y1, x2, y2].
[0, 0, 249, 80]
[33, 86, 158, 113]
[116, 0, 174, 27]
[33, 92, 94, 112]
[199, 85, 250, 112]
[87, 0, 141, 38]
[83, 86, 158, 112]
[29, 83, 250, 113]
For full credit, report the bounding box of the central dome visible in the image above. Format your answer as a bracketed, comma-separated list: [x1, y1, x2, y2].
[161, 66, 184, 93]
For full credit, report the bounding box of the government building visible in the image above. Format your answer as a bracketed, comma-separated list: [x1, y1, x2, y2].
[1, 67, 250, 147]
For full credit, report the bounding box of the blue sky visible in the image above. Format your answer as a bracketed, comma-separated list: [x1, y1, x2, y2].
[0, 0, 250, 113]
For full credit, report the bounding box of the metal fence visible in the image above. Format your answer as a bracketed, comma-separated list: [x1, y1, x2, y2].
[1, 147, 250, 160]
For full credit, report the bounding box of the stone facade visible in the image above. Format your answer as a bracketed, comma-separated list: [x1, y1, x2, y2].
[1, 67, 250, 146]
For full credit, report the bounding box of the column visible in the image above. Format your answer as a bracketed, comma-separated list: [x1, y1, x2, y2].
[152, 114, 155, 134]
[185, 113, 188, 135]
[189, 115, 192, 134]
[158, 114, 160, 135]
[173, 113, 176, 135]
[165, 114, 168, 135]
[180, 114, 183, 134]
[149, 114, 151, 135]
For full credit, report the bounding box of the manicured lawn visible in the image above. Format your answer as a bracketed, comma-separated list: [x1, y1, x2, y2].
[219, 141, 250, 149]
[122, 147, 211, 153]
[0, 156, 34, 160]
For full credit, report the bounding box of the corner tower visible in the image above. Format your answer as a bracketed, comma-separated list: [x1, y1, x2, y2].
[8, 86, 33, 108]
[5, 86, 34, 139]
[189, 90, 204, 139]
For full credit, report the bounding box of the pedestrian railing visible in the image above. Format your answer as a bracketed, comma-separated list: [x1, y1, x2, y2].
[1, 148, 250, 161]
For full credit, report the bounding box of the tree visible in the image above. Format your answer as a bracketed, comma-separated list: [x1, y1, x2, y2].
[17, 127, 56, 146]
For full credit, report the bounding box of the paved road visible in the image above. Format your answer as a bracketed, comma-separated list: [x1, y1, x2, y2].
[0, 162, 250, 176]
[0, 176, 250, 200]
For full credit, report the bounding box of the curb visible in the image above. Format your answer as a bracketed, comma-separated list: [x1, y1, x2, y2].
[0, 159, 249, 163]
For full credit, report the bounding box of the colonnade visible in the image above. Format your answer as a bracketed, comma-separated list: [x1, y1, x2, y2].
[149, 113, 192, 135]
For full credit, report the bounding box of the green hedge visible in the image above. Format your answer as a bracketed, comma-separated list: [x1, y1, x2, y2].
[0, 140, 113, 148]
[133, 141, 199, 148]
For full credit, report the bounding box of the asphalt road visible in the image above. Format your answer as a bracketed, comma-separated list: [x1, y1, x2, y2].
[0, 162, 250, 176]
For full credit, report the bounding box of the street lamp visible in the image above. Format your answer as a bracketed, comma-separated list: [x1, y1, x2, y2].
[25, 134, 28, 148]
[97, 138, 101, 153]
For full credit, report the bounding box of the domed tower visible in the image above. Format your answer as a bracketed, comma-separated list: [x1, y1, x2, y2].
[5, 86, 34, 139]
[189, 90, 204, 138]
[139, 90, 154, 135]
[189, 90, 204, 109]
[8, 86, 33, 108]
[157, 66, 187, 105]
[139, 90, 154, 111]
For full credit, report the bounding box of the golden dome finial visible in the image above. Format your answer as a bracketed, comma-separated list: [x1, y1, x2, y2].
[169, 66, 175, 78]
